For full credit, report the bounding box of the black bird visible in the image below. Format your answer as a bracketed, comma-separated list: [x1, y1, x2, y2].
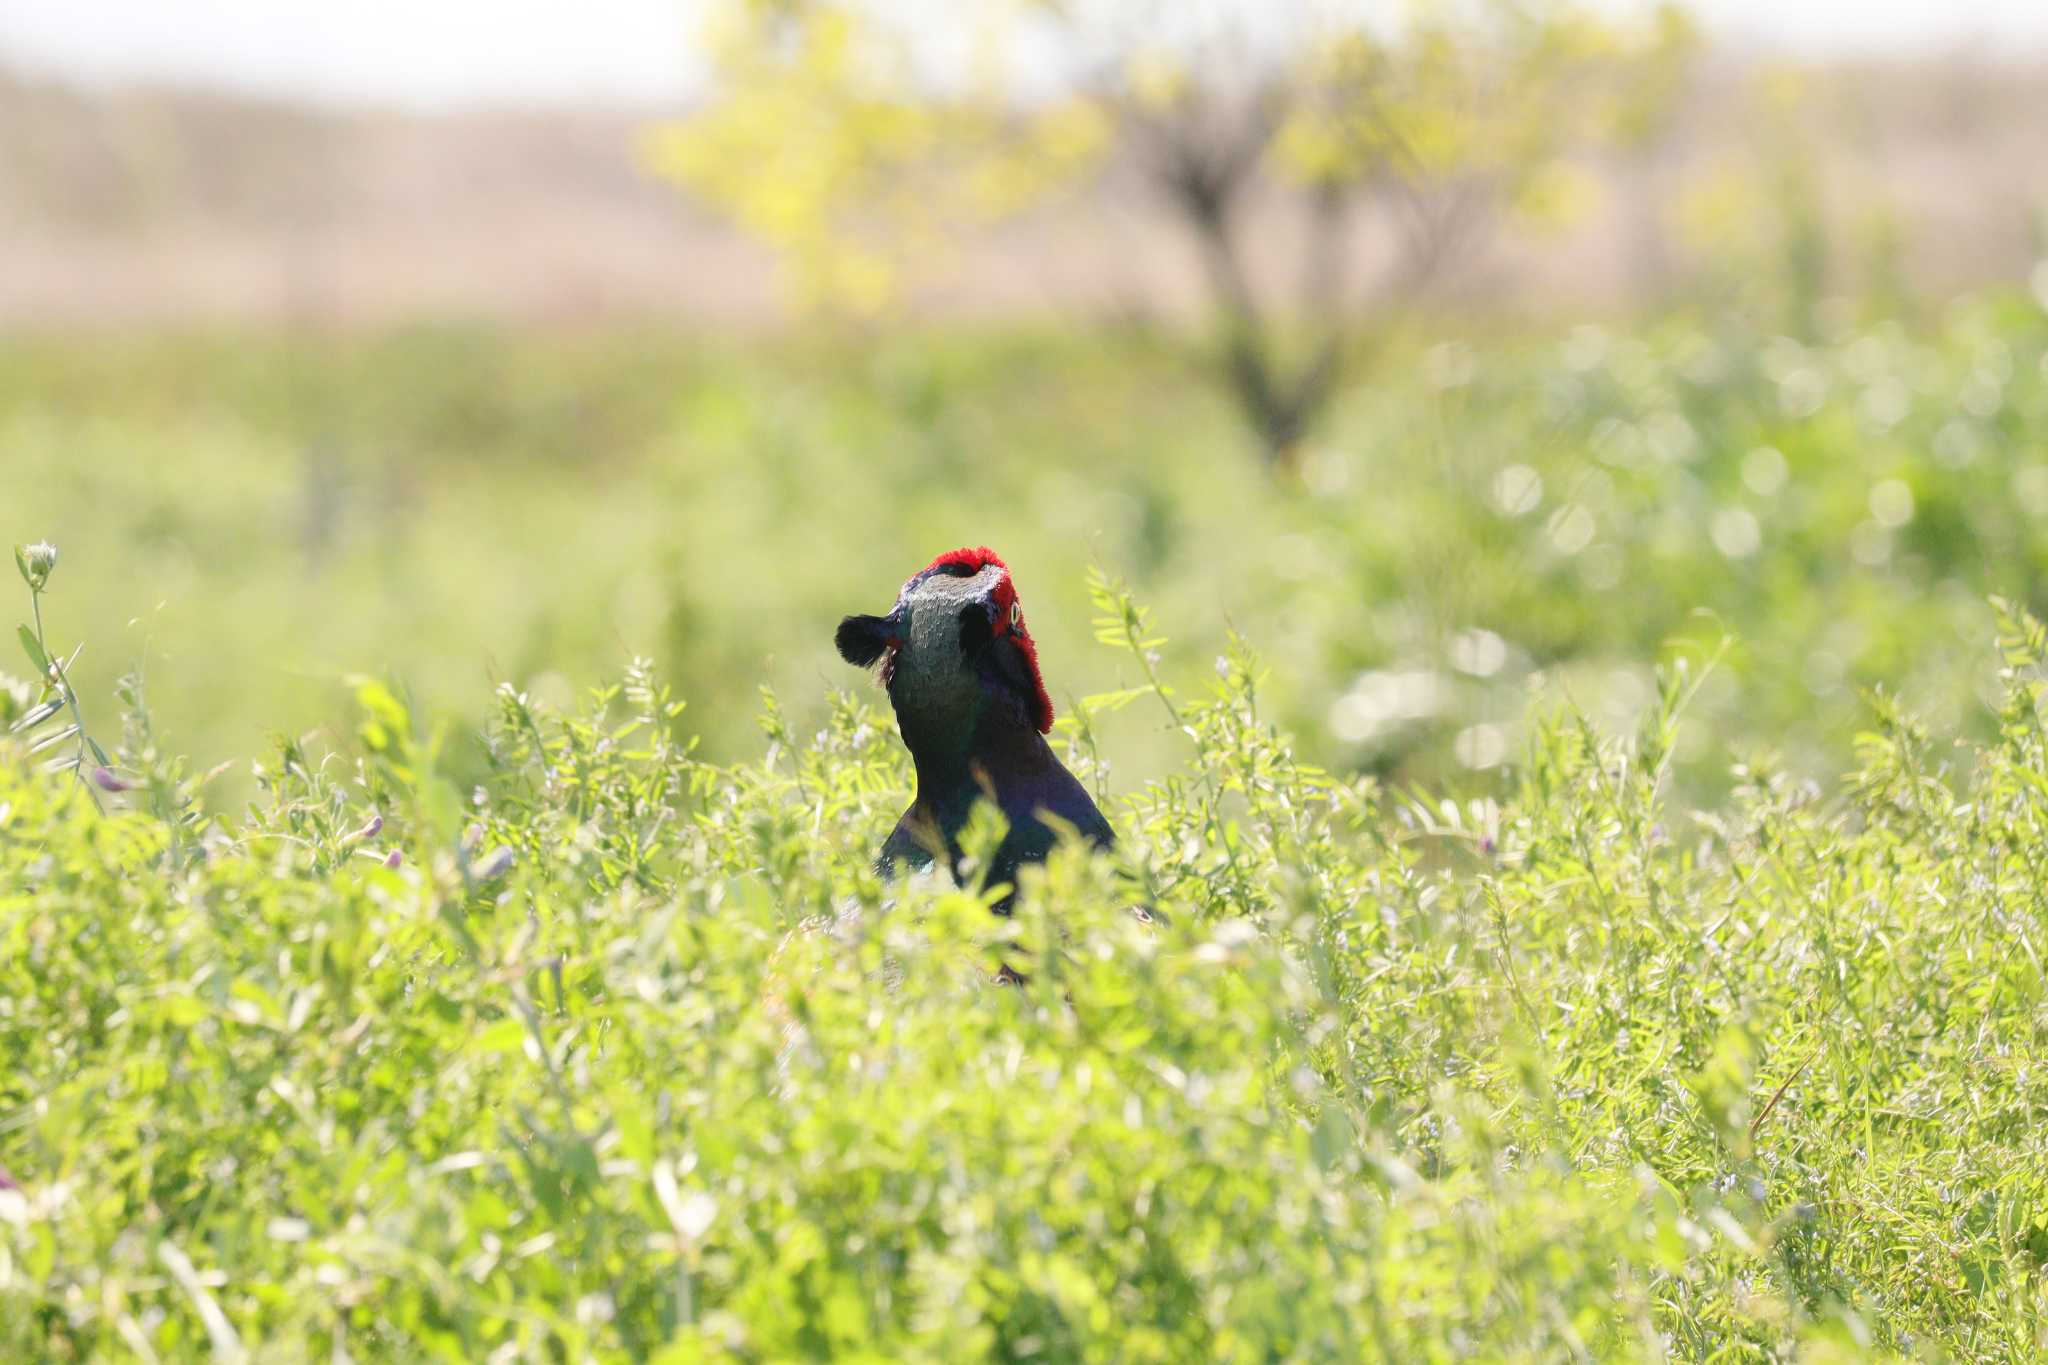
[837, 546, 1113, 897]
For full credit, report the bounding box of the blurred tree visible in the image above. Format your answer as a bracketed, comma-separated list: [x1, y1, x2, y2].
[1131, 1, 1699, 468]
[1759, 68, 1830, 340]
[642, 1, 1106, 314]
[646, 0, 1697, 471]
[1600, 3, 1701, 300]
[1675, 64, 1833, 339]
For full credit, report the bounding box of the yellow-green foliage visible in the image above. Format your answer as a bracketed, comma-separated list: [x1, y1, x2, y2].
[649, 0, 1695, 313]
[8, 296, 2048, 809]
[2, 567, 2047, 1359]
[642, 1, 1106, 314]
[1275, 0, 1694, 223]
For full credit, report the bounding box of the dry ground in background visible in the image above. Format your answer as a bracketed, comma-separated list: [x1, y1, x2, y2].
[2, 54, 2046, 328]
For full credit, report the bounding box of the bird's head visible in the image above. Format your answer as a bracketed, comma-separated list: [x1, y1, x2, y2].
[836, 546, 1055, 738]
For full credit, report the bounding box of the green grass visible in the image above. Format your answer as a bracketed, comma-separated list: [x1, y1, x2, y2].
[6, 293, 2048, 1357]
[3, 553, 2047, 1359]
[7, 296, 2048, 810]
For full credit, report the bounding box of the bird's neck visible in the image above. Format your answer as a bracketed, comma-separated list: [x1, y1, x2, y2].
[897, 696, 1056, 831]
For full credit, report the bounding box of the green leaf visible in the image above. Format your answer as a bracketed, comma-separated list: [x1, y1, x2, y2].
[17, 625, 48, 676]
[1080, 687, 1152, 714]
[12, 545, 28, 587]
[1311, 1104, 1356, 1172]
[477, 1018, 528, 1054]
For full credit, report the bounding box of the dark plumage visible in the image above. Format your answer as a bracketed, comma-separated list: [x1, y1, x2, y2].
[837, 547, 1113, 898]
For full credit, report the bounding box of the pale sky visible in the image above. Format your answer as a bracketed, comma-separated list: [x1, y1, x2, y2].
[0, 0, 2043, 109]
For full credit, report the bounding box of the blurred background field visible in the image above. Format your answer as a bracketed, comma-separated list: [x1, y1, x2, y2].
[6, 1, 2048, 803]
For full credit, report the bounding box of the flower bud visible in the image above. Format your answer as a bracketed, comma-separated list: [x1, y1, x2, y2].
[91, 766, 135, 793]
[16, 542, 57, 592]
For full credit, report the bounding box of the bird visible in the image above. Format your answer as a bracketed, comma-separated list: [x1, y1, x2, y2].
[836, 546, 1113, 900]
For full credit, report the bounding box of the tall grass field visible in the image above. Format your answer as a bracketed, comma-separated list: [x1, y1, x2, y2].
[4, 296, 2048, 1359]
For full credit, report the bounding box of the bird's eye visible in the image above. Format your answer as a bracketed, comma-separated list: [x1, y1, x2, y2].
[1009, 601, 1023, 629]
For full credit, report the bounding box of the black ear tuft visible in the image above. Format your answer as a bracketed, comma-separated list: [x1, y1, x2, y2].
[836, 614, 892, 667]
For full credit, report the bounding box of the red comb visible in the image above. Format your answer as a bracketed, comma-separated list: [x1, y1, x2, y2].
[921, 545, 1007, 576]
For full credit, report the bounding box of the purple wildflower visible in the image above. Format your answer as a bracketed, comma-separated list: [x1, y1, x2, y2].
[472, 847, 515, 881]
[341, 813, 384, 848]
[91, 766, 135, 793]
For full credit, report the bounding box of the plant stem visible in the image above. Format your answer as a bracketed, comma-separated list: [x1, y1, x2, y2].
[31, 585, 101, 811]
